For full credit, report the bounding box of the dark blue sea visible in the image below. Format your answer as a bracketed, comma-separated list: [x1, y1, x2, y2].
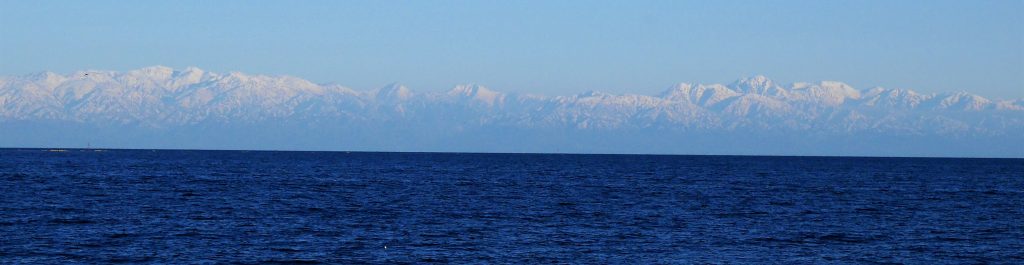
[1, 149, 1022, 264]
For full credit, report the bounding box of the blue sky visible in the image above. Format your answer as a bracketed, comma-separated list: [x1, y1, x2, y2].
[1, 0, 1021, 98]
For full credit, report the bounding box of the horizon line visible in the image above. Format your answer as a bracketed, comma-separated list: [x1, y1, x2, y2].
[3, 147, 1021, 160]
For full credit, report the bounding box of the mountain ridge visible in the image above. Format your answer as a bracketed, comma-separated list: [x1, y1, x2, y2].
[1, 66, 1022, 157]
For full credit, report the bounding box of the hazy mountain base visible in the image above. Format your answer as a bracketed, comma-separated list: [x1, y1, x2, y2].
[4, 120, 1020, 158]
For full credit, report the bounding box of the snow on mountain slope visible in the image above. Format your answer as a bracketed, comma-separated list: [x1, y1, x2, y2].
[996, 99, 1024, 111]
[730, 75, 788, 97]
[934, 92, 995, 111]
[659, 83, 740, 107]
[374, 83, 413, 102]
[859, 87, 930, 109]
[717, 94, 793, 118]
[0, 66, 1021, 143]
[447, 84, 505, 106]
[789, 81, 862, 106]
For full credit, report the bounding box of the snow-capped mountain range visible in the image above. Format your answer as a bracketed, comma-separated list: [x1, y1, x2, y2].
[1, 66, 1022, 157]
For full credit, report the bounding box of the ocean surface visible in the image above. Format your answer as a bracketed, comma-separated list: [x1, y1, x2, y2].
[0, 149, 1022, 264]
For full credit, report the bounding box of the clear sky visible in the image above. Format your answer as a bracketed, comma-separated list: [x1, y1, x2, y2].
[1, 0, 1021, 98]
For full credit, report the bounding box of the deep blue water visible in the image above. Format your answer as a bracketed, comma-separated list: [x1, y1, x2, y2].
[0, 149, 1022, 264]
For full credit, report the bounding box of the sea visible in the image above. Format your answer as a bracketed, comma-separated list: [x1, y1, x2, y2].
[0, 149, 1021, 264]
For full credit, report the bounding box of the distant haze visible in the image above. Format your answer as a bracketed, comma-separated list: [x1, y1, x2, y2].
[1, 1, 1022, 98]
[1, 66, 1022, 157]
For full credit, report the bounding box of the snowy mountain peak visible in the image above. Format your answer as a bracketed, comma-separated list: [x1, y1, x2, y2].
[659, 83, 739, 106]
[790, 81, 861, 105]
[578, 90, 613, 98]
[170, 66, 207, 87]
[176, 66, 206, 78]
[374, 83, 413, 101]
[448, 84, 503, 105]
[658, 83, 694, 99]
[448, 84, 489, 95]
[996, 99, 1024, 111]
[938, 91, 993, 111]
[133, 65, 174, 76]
[731, 75, 785, 96]
[27, 71, 68, 87]
[860, 87, 930, 108]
